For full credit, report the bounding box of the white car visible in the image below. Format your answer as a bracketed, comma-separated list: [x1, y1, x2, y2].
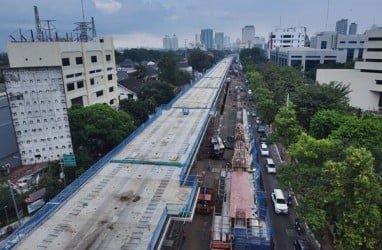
[260, 143, 269, 156]
[265, 158, 276, 174]
[271, 189, 289, 214]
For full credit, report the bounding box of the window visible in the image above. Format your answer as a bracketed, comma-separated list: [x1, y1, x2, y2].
[339, 41, 346, 44]
[67, 83, 75, 91]
[107, 67, 113, 71]
[349, 41, 357, 44]
[369, 37, 382, 41]
[321, 41, 327, 49]
[62, 58, 70, 66]
[90, 78, 95, 85]
[77, 81, 84, 89]
[106, 54, 111, 61]
[91, 55, 97, 63]
[71, 96, 84, 106]
[367, 48, 382, 52]
[109, 86, 114, 92]
[66, 74, 74, 79]
[76, 57, 83, 64]
[109, 99, 114, 105]
[96, 69, 102, 73]
[89, 70, 95, 74]
[96, 90, 103, 97]
[376, 80, 382, 85]
[75, 72, 82, 77]
[107, 74, 113, 80]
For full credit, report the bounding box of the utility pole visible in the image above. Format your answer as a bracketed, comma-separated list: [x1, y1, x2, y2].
[8, 180, 22, 227]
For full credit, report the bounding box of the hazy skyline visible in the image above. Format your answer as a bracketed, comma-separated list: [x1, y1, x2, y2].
[0, 0, 381, 51]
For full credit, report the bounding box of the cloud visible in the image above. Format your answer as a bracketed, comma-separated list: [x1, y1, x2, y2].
[93, 0, 122, 14]
[112, 32, 163, 49]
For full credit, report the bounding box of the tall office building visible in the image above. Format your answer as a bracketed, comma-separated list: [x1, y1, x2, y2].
[224, 36, 231, 49]
[336, 19, 348, 35]
[349, 22, 357, 35]
[201, 29, 214, 50]
[171, 34, 178, 50]
[242, 25, 255, 48]
[215, 32, 224, 50]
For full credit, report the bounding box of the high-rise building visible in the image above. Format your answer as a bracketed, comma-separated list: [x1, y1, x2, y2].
[215, 32, 224, 50]
[163, 35, 171, 50]
[171, 34, 178, 50]
[224, 36, 231, 49]
[201, 29, 214, 50]
[242, 25, 255, 48]
[336, 18, 348, 35]
[349, 22, 357, 35]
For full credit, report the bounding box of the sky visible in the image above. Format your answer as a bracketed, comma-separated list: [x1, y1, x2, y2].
[0, 0, 381, 51]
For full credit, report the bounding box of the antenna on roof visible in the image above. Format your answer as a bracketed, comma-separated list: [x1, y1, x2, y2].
[81, 0, 85, 22]
[325, 0, 330, 30]
[34, 6, 43, 41]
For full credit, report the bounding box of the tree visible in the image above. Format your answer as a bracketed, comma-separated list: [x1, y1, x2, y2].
[322, 147, 382, 249]
[291, 81, 351, 129]
[331, 115, 382, 173]
[239, 48, 266, 66]
[68, 104, 136, 162]
[139, 80, 175, 106]
[188, 49, 214, 72]
[256, 98, 278, 124]
[271, 104, 302, 148]
[158, 51, 191, 86]
[309, 109, 349, 139]
[246, 70, 264, 90]
[119, 98, 152, 126]
[134, 64, 147, 80]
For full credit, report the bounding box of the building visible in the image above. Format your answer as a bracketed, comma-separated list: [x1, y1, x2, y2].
[336, 19, 348, 35]
[215, 32, 224, 50]
[223, 35, 231, 49]
[254, 37, 266, 49]
[316, 29, 382, 111]
[242, 25, 255, 48]
[3, 67, 73, 165]
[201, 29, 214, 50]
[163, 34, 178, 51]
[336, 34, 365, 61]
[270, 47, 346, 71]
[0, 92, 21, 173]
[349, 22, 357, 35]
[7, 36, 119, 108]
[269, 26, 308, 50]
[310, 32, 365, 61]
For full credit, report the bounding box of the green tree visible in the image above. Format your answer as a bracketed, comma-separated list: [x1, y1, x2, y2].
[68, 104, 136, 162]
[134, 64, 147, 80]
[246, 70, 264, 90]
[272, 105, 302, 148]
[309, 109, 349, 139]
[119, 98, 152, 126]
[291, 81, 351, 129]
[239, 48, 266, 66]
[158, 51, 180, 85]
[256, 98, 278, 124]
[188, 49, 214, 72]
[139, 80, 175, 105]
[331, 115, 382, 173]
[322, 147, 382, 249]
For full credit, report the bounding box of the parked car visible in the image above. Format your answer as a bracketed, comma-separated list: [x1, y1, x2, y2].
[293, 239, 315, 250]
[271, 189, 289, 214]
[259, 134, 267, 143]
[255, 117, 261, 124]
[260, 143, 269, 156]
[257, 124, 266, 133]
[251, 111, 257, 117]
[265, 158, 276, 174]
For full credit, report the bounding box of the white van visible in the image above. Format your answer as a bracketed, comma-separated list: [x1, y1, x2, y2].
[271, 189, 288, 214]
[265, 158, 276, 174]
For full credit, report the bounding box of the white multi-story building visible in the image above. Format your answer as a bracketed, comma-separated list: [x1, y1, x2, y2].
[310, 32, 365, 61]
[215, 32, 224, 50]
[269, 26, 308, 50]
[3, 67, 73, 165]
[270, 47, 346, 71]
[163, 34, 178, 50]
[316, 29, 382, 111]
[7, 37, 119, 108]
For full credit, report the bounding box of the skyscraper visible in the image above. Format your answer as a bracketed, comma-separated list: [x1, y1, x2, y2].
[349, 22, 357, 35]
[201, 29, 213, 50]
[215, 32, 224, 50]
[242, 25, 255, 48]
[336, 19, 348, 35]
